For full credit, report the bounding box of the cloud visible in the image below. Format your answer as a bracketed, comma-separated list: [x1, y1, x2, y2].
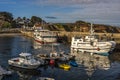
[34, 0, 120, 7]
[52, 3, 120, 17]
[46, 2, 120, 25]
[29, 0, 120, 26]
[45, 16, 57, 19]
[34, 0, 120, 17]
[0, 0, 16, 4]
[2, 0, 119, 26]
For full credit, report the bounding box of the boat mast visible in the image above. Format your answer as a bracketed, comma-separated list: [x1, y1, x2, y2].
[90, 23, 94, 36]
[41, 20, 44, 29]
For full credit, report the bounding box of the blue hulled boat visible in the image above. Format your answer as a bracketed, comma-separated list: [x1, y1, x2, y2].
[69, 60, 78, 67]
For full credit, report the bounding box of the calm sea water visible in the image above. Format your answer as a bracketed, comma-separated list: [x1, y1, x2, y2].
[0, 35, 120, 80]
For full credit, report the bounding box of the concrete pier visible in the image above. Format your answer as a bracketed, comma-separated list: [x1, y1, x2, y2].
[20, 30, 120, 44]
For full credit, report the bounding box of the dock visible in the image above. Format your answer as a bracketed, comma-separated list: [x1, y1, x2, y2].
[0, 28, 120, 43]
[20, 30, 120, 44]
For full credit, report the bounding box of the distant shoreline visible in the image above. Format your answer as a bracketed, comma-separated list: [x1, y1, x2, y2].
[0, 33, 22, 36]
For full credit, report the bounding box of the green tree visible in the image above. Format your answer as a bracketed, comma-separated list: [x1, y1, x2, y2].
[31, 16, 42, 26]
[23, 17, 26, 21]
[0, 12, 13, 22]
[16, 17, 22, 23]
[2, 21, 11, 28]
[11, 20, 17, 28]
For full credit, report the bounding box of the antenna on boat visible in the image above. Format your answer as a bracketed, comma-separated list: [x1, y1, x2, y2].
[41, 20, 44, 29]
[90, 23, 94, 35]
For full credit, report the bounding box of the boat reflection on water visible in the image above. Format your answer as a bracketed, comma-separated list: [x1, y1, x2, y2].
[32, 41, 50, 55]
[8, 66, 41, 80]
[33, 41, 55, 53]
[33, 41, 43, 49]
[71, 52, 110, 78]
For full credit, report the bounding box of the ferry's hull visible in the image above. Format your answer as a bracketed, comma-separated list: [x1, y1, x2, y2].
[71, 41, 115, 54]
[71, 47, 111, 54]
[34, 38, 57, 44]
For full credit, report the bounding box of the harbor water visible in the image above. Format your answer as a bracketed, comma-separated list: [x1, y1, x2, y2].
[0, 34, 120, 80]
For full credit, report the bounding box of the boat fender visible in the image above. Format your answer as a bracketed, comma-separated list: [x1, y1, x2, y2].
[49, 59, 55, 65]
[97, 47, 100, 51]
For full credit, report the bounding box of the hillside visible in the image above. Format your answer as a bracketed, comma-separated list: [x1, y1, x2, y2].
[44, 21, 120, 33]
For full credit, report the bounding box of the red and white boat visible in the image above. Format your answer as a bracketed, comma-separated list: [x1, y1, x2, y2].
[33, 29, 58, 44]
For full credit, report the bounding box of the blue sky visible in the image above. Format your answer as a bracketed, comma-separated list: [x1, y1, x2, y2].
[0, 0, 120, 26]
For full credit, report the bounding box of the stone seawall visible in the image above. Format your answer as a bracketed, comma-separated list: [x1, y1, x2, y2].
[56, 31, 120, 43]
[21, 30, 120, 43]
[21, 30, 34, 38]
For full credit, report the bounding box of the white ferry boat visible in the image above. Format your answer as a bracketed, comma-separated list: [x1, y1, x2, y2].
[71, 23, 116, 54]
[33, 29, 58, 44]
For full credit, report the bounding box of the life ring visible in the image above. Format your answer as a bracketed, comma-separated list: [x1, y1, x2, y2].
[97, 47, 100, 51]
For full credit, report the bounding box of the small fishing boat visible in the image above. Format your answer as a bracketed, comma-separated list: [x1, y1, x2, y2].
[69, 60, 78, 67]
[8, 52, 41, 69]
[36, 77, 55, 80]
[59, 63, 71, 70]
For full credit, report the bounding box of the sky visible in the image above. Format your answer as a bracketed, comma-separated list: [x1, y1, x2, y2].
[0, 0, 120, 26]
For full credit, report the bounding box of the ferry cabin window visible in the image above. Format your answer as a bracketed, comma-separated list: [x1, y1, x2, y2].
[88, 36, 94, 38]
[75, 37, 81, 39]
[79, 39, 83, 41]
[41, 36, 57, 38]
[77, 43, 89, 45]
[74, 39, 77, 41]
[37, 34, 40, 36]
[73, 43, 76, 44]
